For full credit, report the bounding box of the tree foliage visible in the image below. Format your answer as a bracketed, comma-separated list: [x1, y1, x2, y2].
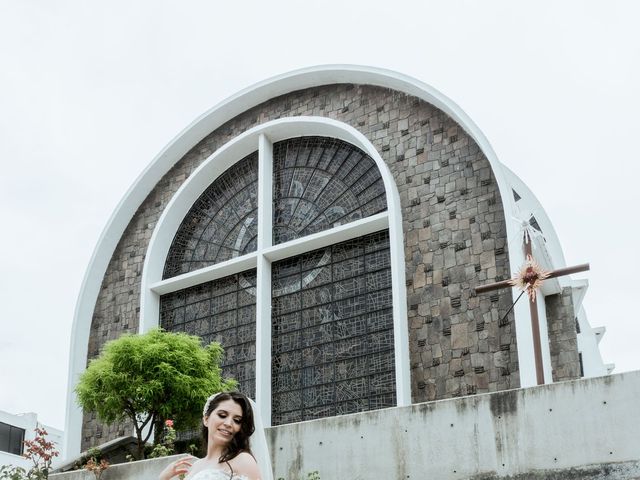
[75, 328, 235, 458]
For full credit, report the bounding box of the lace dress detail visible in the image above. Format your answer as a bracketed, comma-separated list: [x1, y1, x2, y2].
[190, 469, 249, 480]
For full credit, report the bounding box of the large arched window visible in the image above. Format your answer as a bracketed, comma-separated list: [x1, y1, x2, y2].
[141, 118, 410, 426]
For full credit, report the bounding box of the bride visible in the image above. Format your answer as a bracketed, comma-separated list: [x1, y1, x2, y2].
[159, 392, 265, 480]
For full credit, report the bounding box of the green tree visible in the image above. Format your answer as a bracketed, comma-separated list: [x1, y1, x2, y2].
[75, 328, 235, 459]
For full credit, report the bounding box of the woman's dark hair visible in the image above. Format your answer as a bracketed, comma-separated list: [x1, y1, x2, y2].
[202, 391, 255, 463]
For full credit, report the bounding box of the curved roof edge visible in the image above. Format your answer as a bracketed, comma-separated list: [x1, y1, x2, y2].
[64, 64, 520, 458]
[501, 165, 568, 267]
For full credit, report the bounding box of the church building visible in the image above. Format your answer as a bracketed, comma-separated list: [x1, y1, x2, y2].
[64, 65, 610, 458]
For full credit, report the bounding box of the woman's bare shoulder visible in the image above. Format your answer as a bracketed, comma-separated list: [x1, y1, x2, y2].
[230, 452, 260, 479]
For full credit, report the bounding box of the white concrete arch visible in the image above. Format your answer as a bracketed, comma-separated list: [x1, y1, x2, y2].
[64, 65, 521, 459]
[139, 116, 410, 427]
[502, 165, 568, 268]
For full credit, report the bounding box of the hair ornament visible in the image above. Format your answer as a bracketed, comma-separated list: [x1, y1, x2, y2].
[202, 392, 223, 417]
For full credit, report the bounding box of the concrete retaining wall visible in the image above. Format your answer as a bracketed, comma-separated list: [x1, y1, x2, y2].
[52, 371, 640, 480]
[268, 371, 640, 480]
[50, 455, 182, 480]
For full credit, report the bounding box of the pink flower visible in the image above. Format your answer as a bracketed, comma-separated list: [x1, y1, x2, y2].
[165, 419, 174, 428]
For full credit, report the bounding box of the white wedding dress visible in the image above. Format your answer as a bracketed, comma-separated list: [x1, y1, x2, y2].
[190, 469, 249, 480]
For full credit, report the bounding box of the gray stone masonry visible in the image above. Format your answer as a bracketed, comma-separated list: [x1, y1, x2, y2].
[82, 84, 518, 450]
[545, 287, 581, 381]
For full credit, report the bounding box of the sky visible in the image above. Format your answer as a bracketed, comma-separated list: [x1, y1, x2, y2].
[1, 0, 638, 431]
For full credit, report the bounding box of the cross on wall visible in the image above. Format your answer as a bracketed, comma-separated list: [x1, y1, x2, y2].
[473, 230, 589, 385]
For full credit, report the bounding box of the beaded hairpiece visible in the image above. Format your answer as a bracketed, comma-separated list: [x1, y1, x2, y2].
[202, 392, 223, 417]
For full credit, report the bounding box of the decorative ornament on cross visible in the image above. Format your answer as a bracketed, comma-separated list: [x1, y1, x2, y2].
[508, 254, 549, 302]
[473, 228, 589, 385]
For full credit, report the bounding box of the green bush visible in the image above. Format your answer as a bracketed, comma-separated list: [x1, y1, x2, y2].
[75, 328, 236, 459]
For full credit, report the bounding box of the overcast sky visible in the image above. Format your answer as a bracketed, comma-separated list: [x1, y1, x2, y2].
[1, 0, 638, 431]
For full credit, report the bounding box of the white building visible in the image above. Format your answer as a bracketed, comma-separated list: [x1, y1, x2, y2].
[0, 410, 63, 470]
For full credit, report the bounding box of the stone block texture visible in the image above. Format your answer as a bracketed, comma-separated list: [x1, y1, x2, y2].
[545, 287, 581, 381]
[82, 84, 519, 449]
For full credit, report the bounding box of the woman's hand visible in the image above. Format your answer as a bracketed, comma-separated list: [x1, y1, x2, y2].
[158, 456, 195, 480]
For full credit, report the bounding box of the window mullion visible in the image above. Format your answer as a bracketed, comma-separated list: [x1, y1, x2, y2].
[256, 134, 273, 426]
[149, 254, 258, 295]
[263, 212, 389, 263]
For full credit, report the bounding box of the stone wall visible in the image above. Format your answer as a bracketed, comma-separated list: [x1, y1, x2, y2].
[546, 287, 581, 381]
[82, 84, 516, 449]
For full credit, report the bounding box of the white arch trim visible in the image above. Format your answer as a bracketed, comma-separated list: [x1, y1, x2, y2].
[64, 64, 523, 459]
[140, 116, 410, 426]
[502, 165, 568, 268]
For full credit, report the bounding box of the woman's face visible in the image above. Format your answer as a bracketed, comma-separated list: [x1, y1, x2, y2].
[205, 399, 243, 445]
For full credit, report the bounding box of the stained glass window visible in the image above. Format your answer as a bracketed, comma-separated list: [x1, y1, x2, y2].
[271, 230, 396, 425]
[273, 137, 387, 244]
[159, 135, 397, 426]
[164, 152, 259, 279]
[159, 270, 257, 397]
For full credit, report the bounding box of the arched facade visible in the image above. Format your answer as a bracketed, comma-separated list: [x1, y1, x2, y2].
[66, 66, 596, 458]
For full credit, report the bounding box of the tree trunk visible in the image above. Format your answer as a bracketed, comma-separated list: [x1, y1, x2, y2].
[135, 430, 145, 460]
[132, 418, 146, 460]
[152, 416, 165, 447]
